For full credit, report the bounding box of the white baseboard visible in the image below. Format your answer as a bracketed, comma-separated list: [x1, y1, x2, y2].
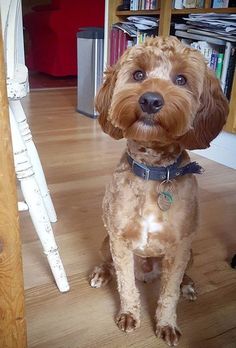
[192, 131, 236, 170]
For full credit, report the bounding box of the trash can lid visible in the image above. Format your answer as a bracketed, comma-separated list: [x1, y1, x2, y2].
[77, 27, 104, 39]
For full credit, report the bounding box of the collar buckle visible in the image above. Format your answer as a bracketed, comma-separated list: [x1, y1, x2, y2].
[166, 168, 170, 182]
[132, 160, 150, 181]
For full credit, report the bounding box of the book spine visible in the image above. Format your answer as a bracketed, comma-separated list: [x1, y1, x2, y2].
[195, 0, 204, 7]
[115, 29, 120, 64]
[127, 40, 134, 48]
[215, 52, 224, 79]
[199, 42, 213, 67]
[205, 47, 213, 67]
[137, 31, 142, 45]
[109, 28, 115, 66]
[145, 0, 151, 9]
[210, 50, 218, 71]
[174, 0, 183, 8]
[120, 31, 127, 57]
[112, 28, 120, 65]
[124, 34, 129, 51]
[220, 42, 232, 91]
[117, 29, 122, 60]
[131, 0, 138, 10]
[224, 46, 236, 99]
[150, 0, 158, 9]
[212, 0, 229, 8]
[183, 0, 197, 8]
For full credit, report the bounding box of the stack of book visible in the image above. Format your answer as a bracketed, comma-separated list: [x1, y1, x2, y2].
[109, 16, 158, 65]
[173, 0, 204, 9]
[175, 13, 236, 99]
[172, 0, 231, 8]
[130, 0, 158, 10]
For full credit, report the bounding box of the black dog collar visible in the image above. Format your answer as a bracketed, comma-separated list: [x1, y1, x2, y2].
[127, 152, 204, 181]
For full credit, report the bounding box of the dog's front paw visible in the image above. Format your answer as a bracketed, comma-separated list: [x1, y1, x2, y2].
[116, 312, 140, 333]
[156, 324, 181, 347]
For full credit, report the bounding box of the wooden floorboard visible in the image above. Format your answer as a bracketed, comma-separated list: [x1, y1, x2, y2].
[21, 88, 236, 348]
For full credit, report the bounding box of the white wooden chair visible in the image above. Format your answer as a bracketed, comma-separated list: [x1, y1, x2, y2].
[0, 0, 69, 292]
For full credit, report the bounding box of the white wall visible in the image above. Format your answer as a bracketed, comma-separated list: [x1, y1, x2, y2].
[193, 131, 236, 169]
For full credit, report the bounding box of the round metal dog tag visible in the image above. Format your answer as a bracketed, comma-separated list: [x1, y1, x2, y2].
[157, 180, 175, 211]
[157, 191, 173, 211]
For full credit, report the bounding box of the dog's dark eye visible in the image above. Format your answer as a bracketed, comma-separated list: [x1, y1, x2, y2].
[133, 70, 145, 81]
[174, 75, 187, 86]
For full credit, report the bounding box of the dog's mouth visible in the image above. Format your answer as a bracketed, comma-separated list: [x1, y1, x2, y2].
[138, 114, 157, 127]
[122, 109, 171, 141]
[137, 112, 167, 131]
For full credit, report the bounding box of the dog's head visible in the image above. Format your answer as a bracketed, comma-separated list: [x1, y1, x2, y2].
[96, 36, 229, 149]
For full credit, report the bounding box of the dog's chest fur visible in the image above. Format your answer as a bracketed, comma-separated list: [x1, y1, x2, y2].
[103, 153, 198, 257]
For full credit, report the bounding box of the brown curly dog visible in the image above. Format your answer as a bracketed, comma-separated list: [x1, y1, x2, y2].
[89, 36, 228, 346]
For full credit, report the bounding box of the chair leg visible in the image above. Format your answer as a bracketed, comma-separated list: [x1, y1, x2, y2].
[10, 99, 57, 223]
[20, 177, 70, 292]
[9, 108, 70, 292]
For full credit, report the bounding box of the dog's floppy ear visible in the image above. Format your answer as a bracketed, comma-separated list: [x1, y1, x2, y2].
[178, 68, 229, 150]
[95, 64, 123, 140]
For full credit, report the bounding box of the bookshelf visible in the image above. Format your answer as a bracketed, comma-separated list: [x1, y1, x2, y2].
[107, 0, 236, 134]
[116, 7, 236, 16]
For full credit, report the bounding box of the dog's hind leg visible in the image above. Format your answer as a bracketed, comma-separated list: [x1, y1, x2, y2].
[89, 235, 115, 288]
[180, 274, 197, 301]
[180, 250, 197, 301]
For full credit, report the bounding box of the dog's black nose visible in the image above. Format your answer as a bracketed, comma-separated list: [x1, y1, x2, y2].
[139, 92, 164, 114]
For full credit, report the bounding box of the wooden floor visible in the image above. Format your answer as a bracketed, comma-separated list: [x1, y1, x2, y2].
[21, 88, 236, 348]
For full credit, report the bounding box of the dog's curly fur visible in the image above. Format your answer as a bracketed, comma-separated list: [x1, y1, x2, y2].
[89, 37, 228, 346]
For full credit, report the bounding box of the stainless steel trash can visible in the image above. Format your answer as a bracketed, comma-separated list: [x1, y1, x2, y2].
[77, 27, 104, 118]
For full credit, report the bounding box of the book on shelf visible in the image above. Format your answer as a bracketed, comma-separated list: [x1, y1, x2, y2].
[109, 16, 158, 65]
[210, 50, 218, 70]
[182, 15, 236, 43]
[173, 0, 184, 8]
[130, 0, 158, 10]
[183, 13, 236, 36]
[215, 51, 224, 79]
[176, 33, 236, 99]
[109, 27, 155, 64]
[212, 0, 229, 8]
[174, 12, 236, 98]
[224, 45, 236, 98]
[175, 30, 227, 45]
[186, 28, 236, 43]
[172, 0, 204, 8]
[190, 41, 215, 66]
[112, 16, 158, 36]
[188, 40, 225, 79]
[173, 0, 236, 7]
[109, 28, 118, 66]
[220, 41, 232, 90]
[109, 28, 131, 66]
